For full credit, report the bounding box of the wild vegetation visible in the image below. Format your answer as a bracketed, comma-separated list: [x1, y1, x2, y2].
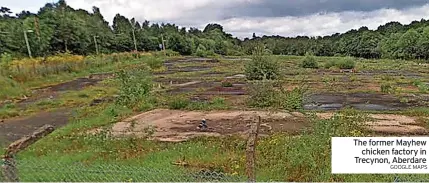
[1, 1, 429, 182]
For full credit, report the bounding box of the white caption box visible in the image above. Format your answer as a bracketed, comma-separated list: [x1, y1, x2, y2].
[332, 137, 429, 174]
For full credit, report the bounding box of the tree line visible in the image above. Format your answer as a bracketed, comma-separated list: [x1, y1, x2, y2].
[1, 0, 429, 60]
[245, 20, 429, 60]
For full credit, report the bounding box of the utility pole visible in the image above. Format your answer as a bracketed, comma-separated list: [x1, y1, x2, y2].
[132, 28, 137, 52]
[161, 34, 166, 51]
[93, 35, 99, 55]
[130, 21, 138, 52]
[23, 30, 33, 58]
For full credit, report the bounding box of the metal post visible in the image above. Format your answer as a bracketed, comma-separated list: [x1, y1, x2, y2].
[93, 36, 99, 55]
[23, 31, 32, 58]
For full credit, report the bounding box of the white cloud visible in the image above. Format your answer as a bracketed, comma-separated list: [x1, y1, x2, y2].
[219, 5, 429, 38]
[64, 0, 429, 38]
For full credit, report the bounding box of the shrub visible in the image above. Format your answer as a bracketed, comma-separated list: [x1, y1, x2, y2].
[247, 80, 306, 110]
[337, 57, 356, 69]
[324, 57, 356, 69]
[412, 80, 429, 93]
[247, 81, 278, 108]
[324, 60, 337, 69]
[221, 81, 233, 87]
[279, 86, 307, 110]
[417, 83, 429, 93]
[195, 44, 216, 57]
[145, 57, 164, 70]
[115, 66, 152, 108]
[380, 82, 396, 94]
[245, 45, 280, 80]
[300, 52, 318, 69]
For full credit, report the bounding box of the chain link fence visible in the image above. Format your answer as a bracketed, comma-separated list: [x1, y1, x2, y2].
[1, 157, 245, 182]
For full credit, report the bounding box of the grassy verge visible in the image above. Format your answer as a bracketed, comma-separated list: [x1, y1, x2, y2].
[1, 55, 166, 101]
[10, 105, 429, 182]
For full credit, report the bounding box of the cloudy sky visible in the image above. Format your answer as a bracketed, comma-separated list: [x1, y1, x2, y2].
[2, 0, 429, 38]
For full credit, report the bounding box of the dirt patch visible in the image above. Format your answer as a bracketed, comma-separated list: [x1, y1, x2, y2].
[358, 70, 422, 78]
[316, 113, 428, 135]
[203, 85, 247, 96]
[15, 73, 112, 108]
[100, 109, 427, 142]
[106, 109, 310, 142]
[304, 92, 420, 111]
[45, 78, 103, 92]
[165, 57, 219, 64]
[154, 78, 194, 85]
[88, 72, 115, 80]
[168, 66, 212, 72]
[167, 81, 216, 94]
[200, 71, 227, 77]
[0, 109, 71, 143]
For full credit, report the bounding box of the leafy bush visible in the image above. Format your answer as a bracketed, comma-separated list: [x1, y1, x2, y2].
[380, 82, 397, 94]
[324, 57, 356, 69]
[145, 57, 164, 70]
[413, 80, 429, 93]
[300, 52, 318, 69]
[337, 57, 356, 69]
[245, 45, 280, 80]
[247, 81, 278, 108]
[221, 81, 233, 87]
[324, 60, 337, 69]
[115, 66, 152, 108]
[247, 80, 306, 110]
[195, 44, 216, 57]
[279, 86, 307, 110]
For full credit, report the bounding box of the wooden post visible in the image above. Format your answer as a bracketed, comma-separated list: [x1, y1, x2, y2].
[2, 124, 55, 182]
[246, 116, 261, 182]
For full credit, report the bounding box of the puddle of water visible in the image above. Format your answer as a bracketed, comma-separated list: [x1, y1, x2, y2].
[350, 104, 394, 111]
[304, 92, 416, 111]
[304, 104, 343, 110]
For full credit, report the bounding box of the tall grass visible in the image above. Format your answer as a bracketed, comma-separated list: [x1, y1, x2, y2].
[0, 52, 154, 82]
[0, 75, 27, 100]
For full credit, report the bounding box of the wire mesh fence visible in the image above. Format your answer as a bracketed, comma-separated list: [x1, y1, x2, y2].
[1, 157, 245, 182]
